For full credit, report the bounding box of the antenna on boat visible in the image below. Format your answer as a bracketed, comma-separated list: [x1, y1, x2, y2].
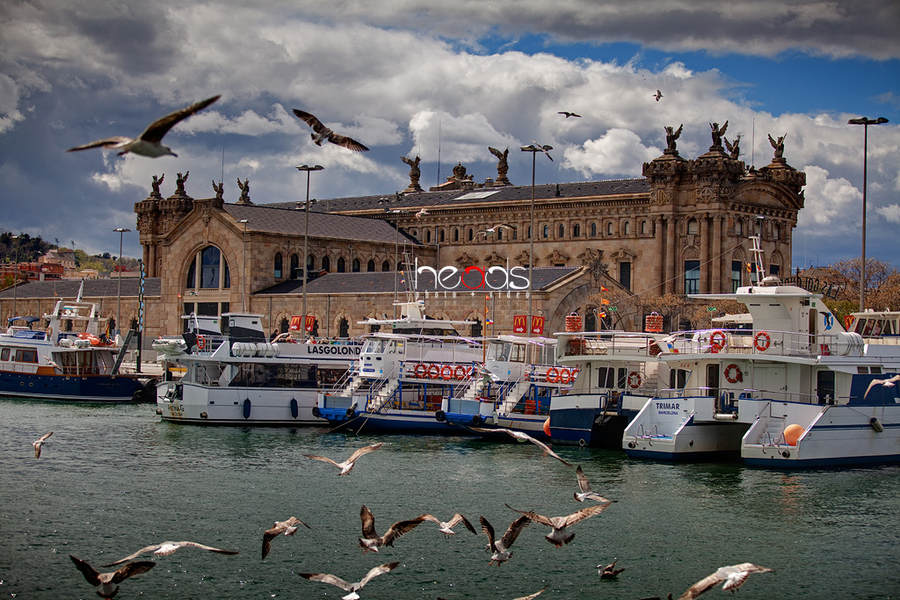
[749, 216, 766, 284]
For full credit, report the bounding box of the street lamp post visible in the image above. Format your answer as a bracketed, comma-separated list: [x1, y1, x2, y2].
[296, 165, 324, 337]
[848, 116, 889, 311]
[238, 220, 249, 312]
[113, 228, 131, 340]
[520, 143, 553, 337]
[11, 235, 19, 321]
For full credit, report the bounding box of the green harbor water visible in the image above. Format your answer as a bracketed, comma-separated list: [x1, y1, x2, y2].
[1, 399, 898, 599]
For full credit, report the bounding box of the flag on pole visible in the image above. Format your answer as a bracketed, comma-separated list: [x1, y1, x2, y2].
[600, 285, 609, 292]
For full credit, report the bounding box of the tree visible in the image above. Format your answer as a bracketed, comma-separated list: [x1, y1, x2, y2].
[829, 257, 899, 311]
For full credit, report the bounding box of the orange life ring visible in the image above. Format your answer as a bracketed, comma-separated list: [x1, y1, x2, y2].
[724, 363, 743, 384]
[627, 371, 643, 389]
[754, 331, 771, 352]
[441, 365, 453, 380]
[454, 365, 466, 380]
[558, 368, 572, 384]
[546, 367, 560, 383]
[414, 363, 428, 379]
[428, 364, 441, 379]
[710, 330, 726, 351]
[196, 335, 206, 350]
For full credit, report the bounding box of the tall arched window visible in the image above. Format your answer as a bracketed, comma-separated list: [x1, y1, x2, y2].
[623, 221, 631, 236]
[687, 218, 699, 235]
[290, 254, 300, 279]
[641, 220, 648, 235]
[352, 258, 361, 272]
[367, 259, 376, 272]
[542, 225, 549, 238]
[773, 224, 781, 240]
[735, 218, 743, 236]
[273, 252, 283, 279]
[591, 223, 597, 237]
[440, 229, 445, 242]
[425, 230, 431, 243]
[321, 256, 330, 272]
[338, 317, 349, 338]
[558, 224, 565, 238]
[184, 246, 230, 316]
[468, 228, 474, 241]
[382, 260, 390, 271]
[606, 223, 613, 236]
[573, 224, 580, 238]
[337, 256, 346, 272]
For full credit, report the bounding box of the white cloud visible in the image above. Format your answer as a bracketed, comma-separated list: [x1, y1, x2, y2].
[797, 164, 861, 231]
[563, 129, 659, 178]
[877, 204, 900, 224]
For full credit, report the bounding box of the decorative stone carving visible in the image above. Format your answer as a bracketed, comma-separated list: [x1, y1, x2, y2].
[401, 155, 423, 193]
[236, 178, 253, 204]
[665, 124, 683, 154]
[709, 121, 728, 149]
[150, 174, 164, 198]
[212, 180, 224, 200]
[175, 171, 189, 195]
[489, 147, 511, 185]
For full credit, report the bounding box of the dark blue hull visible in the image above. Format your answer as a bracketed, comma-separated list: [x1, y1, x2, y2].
[0, 371, 149, 403]
[549, 408, 630, 448]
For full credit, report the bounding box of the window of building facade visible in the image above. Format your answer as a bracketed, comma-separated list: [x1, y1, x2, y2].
[339, 317, 349, 337]
[352, 258, 361, 272]
[684, 260, 700, 294]
[337, 257, 346, 273]
[497, 227, 503, 241]
[543, 224, 549, 238]
[273, 252, 283, 279]
[382, 260, 390, 271]
[735, 218, 743, 236]
[619, 261, 632, 291]
[773, 224, 781, 240]
[731, 260, 742, 292]
[290, 254, 300, 279]
[425, 230, 431, 243]
[367, 259, 376, 272]
[623, 221, 631, 236]
[558, 224, 565, 238]
[453, 229, 459, 242]
[641, 220, 648, 235]
[468, 228, 474, 241]
[591, 223, 597, 237]
[606, 222, 613, 236]
[687, 218, 699, 235]
[573, 224, 580, 238]
[321, 256, 330, 272]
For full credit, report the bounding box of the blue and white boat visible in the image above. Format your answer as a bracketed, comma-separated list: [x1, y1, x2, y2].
[315, 300, 481, 434]
[0, 298, 151, 403]
[156, 313, 360, 425]
[623, 236, 900, 467]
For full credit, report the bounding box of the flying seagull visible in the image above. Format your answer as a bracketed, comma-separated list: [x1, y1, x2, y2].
[530, 141, 554, 161]
[440, 587, 546, 600]
[864, 374, 900, 400]
[292, 109, 369, 151]
[480, 515, 529, 565]
[70, 555, 155, 599]
[101, 541, 238, 567]
[303, 442, 384, 475]
[358, 504, 426, 553]
[414, 208, 429, 219]
[32, 431, 53, 458]
[558, 111, 581, 118]
[574, 465, 614, 503]
[505, 502, 612, 547]
[654, 89, 663, 101]
[66, 95, 220, 158]
[300, 562, 400, 600]
[471, 427, 573, 467]
[598, 559, 625, 579]
[420, 513, 477, 537]
[676, 562, 774, 599]
[475, 224, 516, 239]
[262, 516, 311, 560]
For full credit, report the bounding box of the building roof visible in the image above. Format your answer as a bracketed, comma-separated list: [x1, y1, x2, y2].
[264, 178, 650, 214]
[223, 203, 419, 245]
[0, 278, 162, 300]
[257, 266, 583, 295]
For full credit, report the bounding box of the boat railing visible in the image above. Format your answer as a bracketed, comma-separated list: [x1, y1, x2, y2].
[663, 328, 851, 359]
[657, 387, 822, 405]
[560, 333, 661, 358]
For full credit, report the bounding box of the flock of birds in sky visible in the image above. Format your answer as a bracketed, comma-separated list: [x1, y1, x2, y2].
[64, 88, 670, 161]
[31, 430, 775, 599]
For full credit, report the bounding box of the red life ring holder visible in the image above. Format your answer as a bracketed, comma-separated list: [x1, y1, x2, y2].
[558, 368, 572, 384]
[710, 330, 726, 351]
[441, 365, 453, 380]
[414, 363, 428, 379]
[196, 335, 206, 350]
[428, 364, 441, 379]
[627, 371, 643, 389]
[454, 365, 466, 380]
[754, 331, 771, 352]
[546, 367, 560, 383]
[724, 363, 743, 384]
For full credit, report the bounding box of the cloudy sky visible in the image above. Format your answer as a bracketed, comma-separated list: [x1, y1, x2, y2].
[1, 0, 898, 269]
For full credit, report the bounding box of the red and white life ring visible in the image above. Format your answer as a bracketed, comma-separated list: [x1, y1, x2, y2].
[724, 363, 743, 384]
[709, 330, 727, 351]
[196, 335, 206, 350]
[558, 368, 572, 384]
[414, 363, 428, 379]
[754, 331, 771, 352]
[546, 367, 560, 383]
[454, 365, 467, 380]
[441, 365, 453, 380]
[627, 371, 643, 389]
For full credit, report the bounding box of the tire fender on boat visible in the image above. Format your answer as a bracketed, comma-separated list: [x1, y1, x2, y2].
[471, 414, 482, 426]
[435, 409, 446, 422]
[346, 407, 356, 418]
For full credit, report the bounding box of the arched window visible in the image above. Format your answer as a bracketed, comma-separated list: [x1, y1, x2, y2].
[591, 223, 597, 237]
[773, 224, 781, 240]
[337, 256, 346, 272]
[352, 258, 361, 272]
[468, 228, 474, 241]
[558, 224, 565, 238]
[606, 222, 613, 236]
[687, 218, 699, 235]
[338, 317, 349, 338]
[321, 256, 330, 272]
[440, 229, 445, 242]
[542, 225, 549, 238]
[641, 220, 648, 235]
[290, 254, 300, 279]
[306, 254, 314, 272]
[184, 246, 231, 316]
[497, 227, 504, 241]
[367, 259, 376, 272]
[273, 252, 283, 279]
[573, 224, 580, 238]
[735, 218, 743, 236]
[425, 230, 431, 243]
[623, 221, 631, 236]
[453, 229, 459, 242]
[382, 260, 390, 271]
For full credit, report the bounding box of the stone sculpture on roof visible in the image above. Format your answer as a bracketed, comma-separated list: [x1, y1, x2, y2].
[489, 146, 511, 186]
[664, 124, 683, 154]
[212, 180, 224, 200]
[709, 121, 728, 148]
[150, 174, 164, 197]
[401, 155, 423, 193]
[236, 177, 253, 204]
[175, 171, 189, 195]
[768, 134, 786, 160]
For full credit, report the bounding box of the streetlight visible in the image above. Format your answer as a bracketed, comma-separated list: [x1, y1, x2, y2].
[848, 116, 889, 311]
[113, 227, 131, 340]
[296, 165, 324, 337]
[237, 219, 249, 312]
[11, 234, 19, 321]
[520, 142, 553, 337]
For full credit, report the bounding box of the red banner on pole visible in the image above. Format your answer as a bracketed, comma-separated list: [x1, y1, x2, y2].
[305, 315, 316, 332]
[289, 315, 316, 333]
[289, 316, 303, 331]
[531, 316, 545, 335]
[513, 315, 527, 334]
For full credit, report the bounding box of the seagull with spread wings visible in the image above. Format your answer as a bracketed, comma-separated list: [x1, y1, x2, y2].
[864, 374, 900, 400]
[292, 109, 369, 151]
[475, 224, 516, 239]
[262, 516, 311, 559]
[505, 502, 612, 547]
[67, 95, 220, 158]
[299, 561, 400, 600]
[70, 555, 155, 599]
[303, 442, 384, 475]
[598, 558, 625, 579]
[101, 541, 238, 567]
[358, 504, 426, 553]
[472, 427, 573, 466]
[574, 465, 614, 503]
[558, 111, 581, 118]
[32, 431, 52, 458]
[480, 515, 530, 565]
[420, 513, 477, 537]
[654, 89, 664, 101]
[676, 562, 774, 599]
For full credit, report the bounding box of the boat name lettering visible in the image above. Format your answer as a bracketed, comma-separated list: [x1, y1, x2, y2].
[413, 258, 530, 291]
[655, 401, 679, 411]
[308, 345, 361, 355]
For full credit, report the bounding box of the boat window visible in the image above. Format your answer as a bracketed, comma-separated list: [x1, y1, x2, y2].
[0, 348, 8, 360]
[596, 367, 615, 388]
[231, 363, 318, 388]
[669, 369, 688, 389]
[15, 349, 38, 363]
[510, 344, 526, 362]
[487, 341, 509, 361]
[393, 340, 405, 354]
[617, 368, 627, 389]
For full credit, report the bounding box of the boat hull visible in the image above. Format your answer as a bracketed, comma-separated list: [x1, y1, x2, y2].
[0, 371, 148, 403]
